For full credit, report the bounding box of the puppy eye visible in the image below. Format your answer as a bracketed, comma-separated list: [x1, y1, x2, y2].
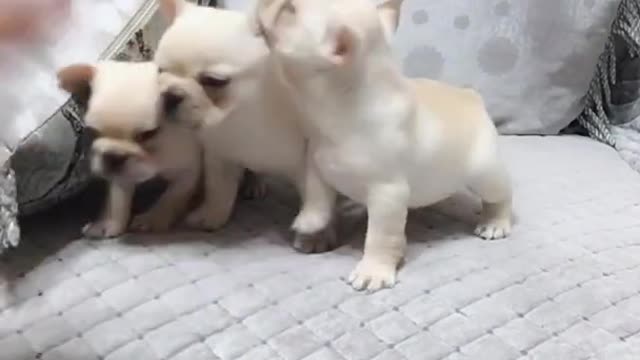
[197, 74, 230, 88]
[135, 128, 160, 143]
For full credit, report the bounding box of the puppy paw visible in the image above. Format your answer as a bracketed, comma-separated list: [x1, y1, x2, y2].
[240, 174, 267, 200]
[291, 209, 330, 235]
[293, 225, 338, 253]
[348, 259, 397, 291]
[130, 211, 173, 233]
[82, 220, 125, 239]
[185, 205, 229, 231]
[474, 217, 511, 240]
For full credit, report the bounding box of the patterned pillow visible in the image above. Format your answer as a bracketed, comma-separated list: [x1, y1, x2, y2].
[562, 0, 640, 173]
[393, 0, 621, 135]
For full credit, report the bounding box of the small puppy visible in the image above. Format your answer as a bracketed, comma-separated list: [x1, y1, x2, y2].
[254, 0, 513, 290]
[57, 61, 202, 238]
[154, 0, 337, 252]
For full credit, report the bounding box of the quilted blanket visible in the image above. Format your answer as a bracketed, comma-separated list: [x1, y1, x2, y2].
[2, 136, 640, 360]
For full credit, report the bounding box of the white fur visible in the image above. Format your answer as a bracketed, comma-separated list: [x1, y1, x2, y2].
[254, 0, 513, 290]
[58, 61, 202, 238]
[154, 0, 337, 252]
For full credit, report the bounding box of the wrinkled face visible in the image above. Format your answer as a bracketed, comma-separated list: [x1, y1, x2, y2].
[254, 0, 403, 73]
[255, 0, 342, 71]
[84, 108, 161, 184]
[154, 1, 269, 128]
[58, 62, 164, 184]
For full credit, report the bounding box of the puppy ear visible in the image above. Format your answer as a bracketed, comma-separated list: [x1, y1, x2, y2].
[377, 0, 403, 40]
[160, 0, 188, 24]
[57, 64, 95, 104]
[329, 26, 356, 66]
[249, 0, 286, 42]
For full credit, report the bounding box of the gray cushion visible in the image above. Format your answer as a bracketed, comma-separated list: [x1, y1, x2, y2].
[3, 135, 640, 359]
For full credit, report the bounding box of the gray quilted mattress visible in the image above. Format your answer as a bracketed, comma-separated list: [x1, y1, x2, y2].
[2, 135, 640, 360]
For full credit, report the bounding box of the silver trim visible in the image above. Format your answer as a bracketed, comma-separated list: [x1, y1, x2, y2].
[100, 0, 160, 59]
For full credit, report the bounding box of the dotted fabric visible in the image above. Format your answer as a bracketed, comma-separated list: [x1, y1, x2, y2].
[392, 0, 621, 135]
[2, 136, 640, 360]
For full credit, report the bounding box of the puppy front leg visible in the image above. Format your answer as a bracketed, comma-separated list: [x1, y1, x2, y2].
[349, 183, 408, 291]
[186, 154, 243, 231]
[291, 157, 337, 253]
[83, 181, 135, 238]
[130, 169, 200, 233]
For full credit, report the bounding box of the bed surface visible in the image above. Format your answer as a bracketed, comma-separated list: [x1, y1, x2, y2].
[2, 135, 640, 360]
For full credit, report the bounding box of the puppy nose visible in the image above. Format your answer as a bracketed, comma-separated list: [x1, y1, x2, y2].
[102, 152, 128, 172]
[162, 89, 184, 114]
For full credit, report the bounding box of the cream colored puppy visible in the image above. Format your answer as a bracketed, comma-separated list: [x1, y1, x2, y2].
[58, 61, 201, 238]
[154, 0, 337, 253]
[254, 0, 513, 290]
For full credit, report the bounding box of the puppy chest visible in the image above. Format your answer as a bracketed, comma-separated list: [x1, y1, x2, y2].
[209, 133, 304, 175]
[313, 146, 373, 201]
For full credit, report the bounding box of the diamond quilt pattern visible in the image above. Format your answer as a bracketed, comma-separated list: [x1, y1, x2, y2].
[2, 136, 640, 360]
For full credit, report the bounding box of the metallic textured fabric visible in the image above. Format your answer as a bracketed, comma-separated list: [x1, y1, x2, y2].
[567, 0, 640, 146]
[0, 159, 19, 254]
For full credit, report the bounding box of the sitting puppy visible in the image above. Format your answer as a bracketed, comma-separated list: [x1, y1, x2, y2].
[154, 0, 337, 253]
[254, 0, 513, 290]
[57, 61, 202, 238]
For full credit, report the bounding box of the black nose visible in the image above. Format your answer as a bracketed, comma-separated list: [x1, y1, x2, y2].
[162, 89, 184, 115]
[102, 152, 128, 172]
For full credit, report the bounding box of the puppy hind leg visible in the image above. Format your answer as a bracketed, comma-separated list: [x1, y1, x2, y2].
[186, 154, 243, 231]
[468, 161, 512, 240]
[239, 170, 268, 200]
[130, 169, 200, 233]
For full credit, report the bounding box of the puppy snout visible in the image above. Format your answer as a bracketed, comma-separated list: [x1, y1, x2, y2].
[162, 88, 185, 114]
[102, 152, 128, 173]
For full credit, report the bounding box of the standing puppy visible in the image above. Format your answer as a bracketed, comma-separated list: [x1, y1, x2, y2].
[58, 61, 201, 238]
[254, 0, 513, 290]
[154, 0, 337, 253]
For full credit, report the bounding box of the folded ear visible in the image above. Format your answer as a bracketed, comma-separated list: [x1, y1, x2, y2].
[249, 0, 287, 42]
[377, 0, 403, 40]
[57, 64, 95, 103]
[160, 0, 188, 24]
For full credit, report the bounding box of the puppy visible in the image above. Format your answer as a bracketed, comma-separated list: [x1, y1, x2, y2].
[57, 61, 202, 238]
[254, 0, 513, 290]
[154, 0, 337, 253]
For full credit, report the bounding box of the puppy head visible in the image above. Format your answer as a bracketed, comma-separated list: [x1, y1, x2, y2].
[253, 0, 403, 71]
[154, 0, 269, 128]
[57, 61, 166, 184]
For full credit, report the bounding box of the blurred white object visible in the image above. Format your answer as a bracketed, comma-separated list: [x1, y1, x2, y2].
[0, 0, 71, 42]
